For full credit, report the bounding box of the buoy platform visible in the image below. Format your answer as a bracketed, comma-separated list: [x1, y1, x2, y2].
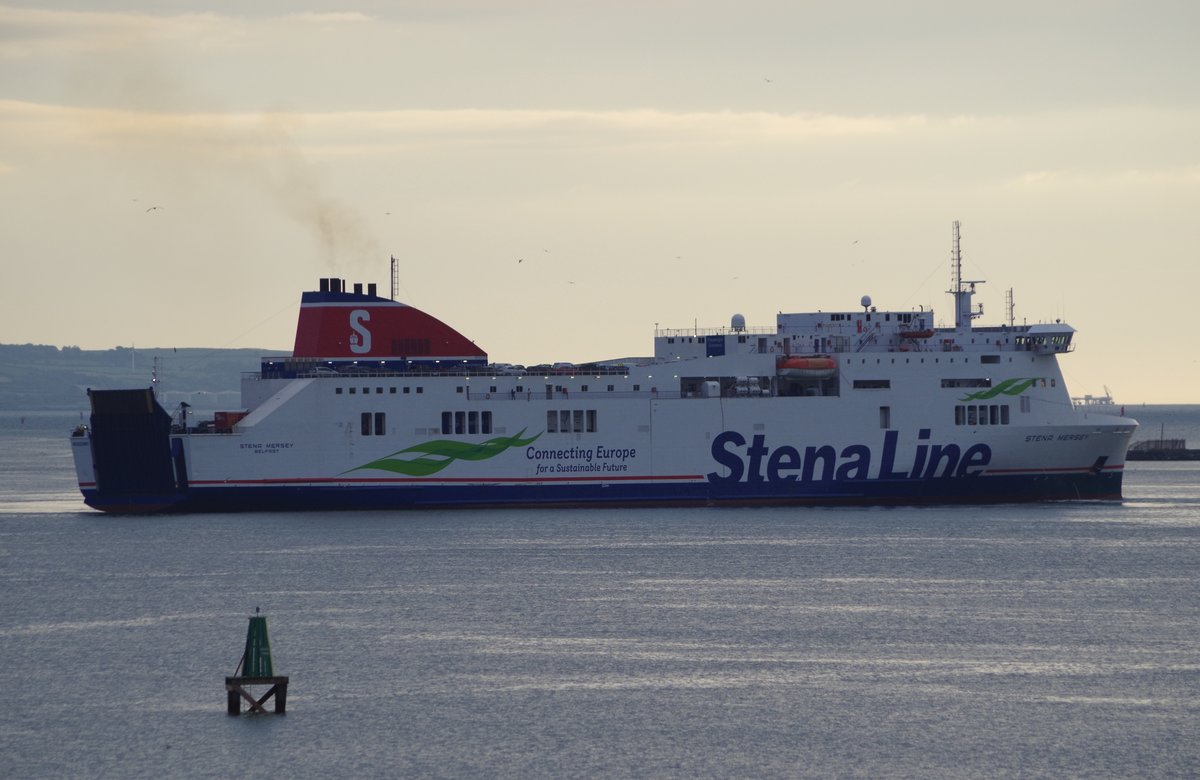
[226, 610, 289, 715]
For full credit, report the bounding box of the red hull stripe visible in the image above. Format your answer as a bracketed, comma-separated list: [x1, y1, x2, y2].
[189, 474, 705, 486]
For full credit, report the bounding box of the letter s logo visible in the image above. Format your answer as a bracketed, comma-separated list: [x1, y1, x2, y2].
[349, 309, 372, 354]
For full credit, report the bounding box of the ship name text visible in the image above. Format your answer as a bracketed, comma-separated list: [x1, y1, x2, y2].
[707, 429, 991, 484]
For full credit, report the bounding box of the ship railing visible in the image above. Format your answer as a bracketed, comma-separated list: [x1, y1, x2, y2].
[656, 326, 776, 338]
[251, 366, 642, 381]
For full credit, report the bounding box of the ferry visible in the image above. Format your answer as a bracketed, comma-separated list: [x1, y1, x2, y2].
[71, 222, 1137, 513]
[1072, 387, 1123, 417]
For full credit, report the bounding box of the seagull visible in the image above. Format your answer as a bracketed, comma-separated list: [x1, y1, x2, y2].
[518, 258, 524, 263]
[146, 206, 161, 212]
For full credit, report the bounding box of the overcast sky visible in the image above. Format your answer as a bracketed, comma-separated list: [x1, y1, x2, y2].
[1, 1, 1197, 402]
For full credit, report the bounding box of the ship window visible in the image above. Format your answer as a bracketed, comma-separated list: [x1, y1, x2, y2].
[376, 387, 383, 394]
[468, 411, 478, 434]
[490, 386, 497, 393]
[454, 411, 465, 435]
[389, 387, 396, 394]
[363, 387, 369, 394]
[516, 386, 524, 392]
[967, 406, 978, 425]
[361, 413, 371, 436]
[978, 406, 989, 425]
[573, 410, 584, 432]
[1021, 396, 1031, 413]
[942, 379, 991, 388]
[441, 412, 452, 435]
[879, 406, 891, 429]
[417, 387, 423, 394]
[482, 411, 493, 434]
[375, 412, 386, 435]
[607, 385, 615, 392]
[547, 411, 558, 433]
[581, 385, 588, 392]
[404, 387, 410, 394]
[587, 410, 597, 433]
[982, 355, 1000, 364]
[560, 410, 570, 432]
[1001, 405, 1010, 424]
[955, 405, 966, 425]
[349, 387, 357, 394]
[457, 386, 464, 393]
[853, 380, 890, 389]
[336, 387, 343, 395]
[633, 385, 641, 391]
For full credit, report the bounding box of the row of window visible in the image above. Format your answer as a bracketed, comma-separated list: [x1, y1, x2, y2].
[440, 411, 495, 435]
[338, 386, 423, 395]
[456, 384, 633, 395]
[547, 409, 598, 434]
[360, 412, 386, 436]
[954, 404, 1011, 426]
[856, 378, 1056, 391]
[851, 355, 1007, 364]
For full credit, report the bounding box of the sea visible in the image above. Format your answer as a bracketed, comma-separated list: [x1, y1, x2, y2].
[1, 407, 1198, 779]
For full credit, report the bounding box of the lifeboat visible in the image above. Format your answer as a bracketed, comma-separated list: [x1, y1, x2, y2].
[777, 356, 838, 379]
[900, 328, 935, 339]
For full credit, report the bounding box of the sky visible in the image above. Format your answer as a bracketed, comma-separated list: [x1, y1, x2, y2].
[1, 1, 1197, 402]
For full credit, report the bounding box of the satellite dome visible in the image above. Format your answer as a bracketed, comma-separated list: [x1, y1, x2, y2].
[860, 295, 872, 309]
[731, 313, 746, 332]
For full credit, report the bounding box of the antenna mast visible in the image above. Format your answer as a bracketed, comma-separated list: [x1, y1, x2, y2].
[947, 220, 985, 329]
[1005, 288, 1015, 327]
[390, 255, 399, 301]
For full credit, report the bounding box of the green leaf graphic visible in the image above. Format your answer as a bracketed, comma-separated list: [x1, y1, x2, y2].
[961, 377, 1040, 402]
[349, 429, 543, 476]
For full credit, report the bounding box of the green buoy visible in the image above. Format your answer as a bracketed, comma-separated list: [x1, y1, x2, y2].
[226, 608, 288, 714]
[240, 611, 275, 677]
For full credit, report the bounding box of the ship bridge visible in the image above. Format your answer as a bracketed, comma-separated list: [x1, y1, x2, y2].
[653, 311, 1073, 361]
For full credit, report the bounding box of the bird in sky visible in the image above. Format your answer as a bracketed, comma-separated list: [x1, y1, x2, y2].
[145, 206, 161, 212]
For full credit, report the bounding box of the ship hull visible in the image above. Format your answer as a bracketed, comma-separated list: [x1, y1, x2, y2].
[74, 388, 1132, 513]
[78, 470, 1125, 514]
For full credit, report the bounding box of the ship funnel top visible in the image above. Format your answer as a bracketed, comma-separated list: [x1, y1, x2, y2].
[293, 278, 487, 362]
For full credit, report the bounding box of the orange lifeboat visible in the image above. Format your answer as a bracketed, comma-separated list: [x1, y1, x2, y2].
[777, 356, 838, 379]
[900, 328, 935, 339]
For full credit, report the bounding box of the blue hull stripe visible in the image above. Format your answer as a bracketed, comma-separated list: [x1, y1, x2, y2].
[81, 472, 1125, 513]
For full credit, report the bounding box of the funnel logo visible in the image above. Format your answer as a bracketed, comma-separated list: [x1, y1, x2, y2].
[349, 309, 372, 354]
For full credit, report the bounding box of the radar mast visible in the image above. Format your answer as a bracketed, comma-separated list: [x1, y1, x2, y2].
[948, 220, 984, 329]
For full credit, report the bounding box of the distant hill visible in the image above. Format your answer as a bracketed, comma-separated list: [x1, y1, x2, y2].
[0, 344, 288, 412]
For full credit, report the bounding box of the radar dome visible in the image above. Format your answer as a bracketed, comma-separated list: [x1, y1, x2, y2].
[860, 295, 872, 309]
[731, 313, 746, 332]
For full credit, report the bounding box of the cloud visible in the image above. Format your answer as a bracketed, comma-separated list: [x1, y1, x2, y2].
[286, 12, 373, 24]
[0, 5, 236, 60]
[0, 98, 927, 152]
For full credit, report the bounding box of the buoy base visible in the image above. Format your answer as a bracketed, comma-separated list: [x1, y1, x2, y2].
[225, 676, 289, 715]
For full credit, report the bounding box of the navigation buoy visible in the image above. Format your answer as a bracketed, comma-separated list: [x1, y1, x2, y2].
[225, 609, 289, 715]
